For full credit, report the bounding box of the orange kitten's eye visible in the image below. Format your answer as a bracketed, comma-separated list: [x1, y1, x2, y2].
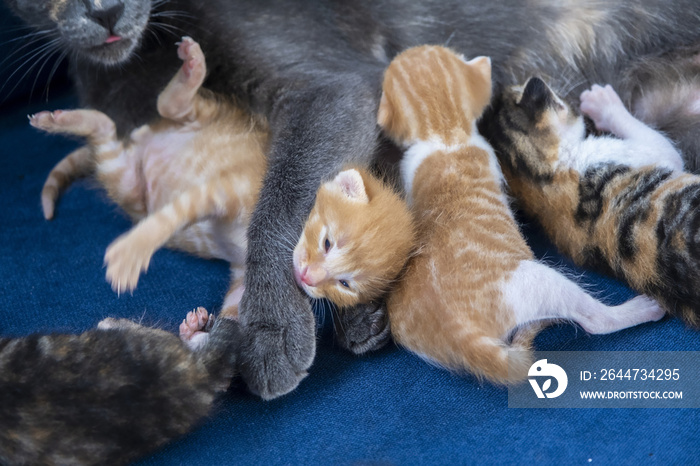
[324, 238, 331, 253]
[339, 279, 350, 288]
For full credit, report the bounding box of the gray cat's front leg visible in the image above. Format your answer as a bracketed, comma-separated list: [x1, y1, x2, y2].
[238, 80, 381, 399]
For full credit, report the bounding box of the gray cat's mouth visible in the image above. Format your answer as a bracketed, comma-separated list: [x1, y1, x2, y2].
[84, 37, 136, 65]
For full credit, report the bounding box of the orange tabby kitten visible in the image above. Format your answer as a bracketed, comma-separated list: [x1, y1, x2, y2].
[378, 46, 664, 383]
[293, 167, 415, 308]
[32, 37, 266, 319]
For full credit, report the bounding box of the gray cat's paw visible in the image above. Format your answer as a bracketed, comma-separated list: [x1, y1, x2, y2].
[238, 300, 316, 400]
[336, 300, 391, 355]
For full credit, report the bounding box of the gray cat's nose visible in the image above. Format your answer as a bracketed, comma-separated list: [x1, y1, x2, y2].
[87, 1, 125, 32]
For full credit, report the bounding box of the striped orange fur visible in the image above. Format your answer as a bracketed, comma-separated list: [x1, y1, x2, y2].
[293, 167, 415, 308]
[379, 46, 664, 384]
[41, 145, 93, 220]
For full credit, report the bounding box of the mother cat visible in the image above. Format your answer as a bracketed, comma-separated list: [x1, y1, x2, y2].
[6, 0, 700, 399]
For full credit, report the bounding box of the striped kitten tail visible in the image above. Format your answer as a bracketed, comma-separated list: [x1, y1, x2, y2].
[40, 145, 93, 220]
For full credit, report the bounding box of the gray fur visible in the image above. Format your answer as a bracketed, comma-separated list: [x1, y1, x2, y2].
[7, 0, 700, 399]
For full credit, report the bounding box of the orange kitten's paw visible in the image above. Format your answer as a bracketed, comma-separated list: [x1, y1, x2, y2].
[176, 37, 205, 85]
[580, 84, 627, 134]
[28, 110, 67, 132]
[179, 307, 214, 350]
[104, 232, 155, 294]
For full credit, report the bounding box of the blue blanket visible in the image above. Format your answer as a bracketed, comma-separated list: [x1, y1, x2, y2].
[1, 9, 698, 465]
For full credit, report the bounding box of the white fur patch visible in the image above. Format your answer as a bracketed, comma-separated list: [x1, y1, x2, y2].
[401, 124, 505, 204]
[502, 260, 664, 336]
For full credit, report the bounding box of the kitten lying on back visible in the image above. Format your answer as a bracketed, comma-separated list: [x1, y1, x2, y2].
[377, 46, 664, 383]
[0, 309, 237, 466]
[32, 37, 266, 320]
[481, 78, 700, 327]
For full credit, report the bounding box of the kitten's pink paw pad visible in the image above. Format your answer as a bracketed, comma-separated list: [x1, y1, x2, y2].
[104, 232, 155, 294]
[580, 84, 626, 133]
[179, 307, 214, 350]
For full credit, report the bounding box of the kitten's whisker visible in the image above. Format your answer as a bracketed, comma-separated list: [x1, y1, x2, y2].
[312, 299, 325, 329]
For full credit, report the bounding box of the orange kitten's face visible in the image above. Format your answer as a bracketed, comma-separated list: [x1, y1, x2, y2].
[293, 169, 414, 308]
[377, 46, 493, 145]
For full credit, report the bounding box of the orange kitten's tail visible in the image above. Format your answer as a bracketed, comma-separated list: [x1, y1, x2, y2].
[41, 146, 93, 220]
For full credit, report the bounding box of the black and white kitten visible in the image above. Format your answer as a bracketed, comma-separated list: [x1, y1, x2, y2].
[6, 0, 700, 400]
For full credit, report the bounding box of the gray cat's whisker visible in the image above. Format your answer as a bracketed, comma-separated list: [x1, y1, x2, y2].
[42, 51, 68, 103]
[0, 39, 61, 100]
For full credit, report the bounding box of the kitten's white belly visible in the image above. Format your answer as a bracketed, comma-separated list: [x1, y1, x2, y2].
[131, 124, 204, 211]
[123, 123, 249, 262]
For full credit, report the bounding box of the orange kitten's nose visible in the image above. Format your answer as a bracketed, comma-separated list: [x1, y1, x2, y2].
[300, 265, 327, 287]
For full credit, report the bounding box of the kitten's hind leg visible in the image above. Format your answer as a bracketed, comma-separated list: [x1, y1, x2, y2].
[157, 37, 208, 123]
[104, 175, 245, 293]
[580, 84, 682, 170]
[504, 260, 666, 335]
[29, 109, 117, 147]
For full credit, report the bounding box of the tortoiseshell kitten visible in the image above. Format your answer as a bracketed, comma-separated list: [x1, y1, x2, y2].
[0, 310, 239, 466]
[378, 46, 664, 384]
[481, 78, 700, 327]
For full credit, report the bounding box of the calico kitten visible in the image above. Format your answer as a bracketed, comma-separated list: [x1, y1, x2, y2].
[481, 78, 700, 328]
[378, 46, 664, 383]
[33, 37, 267, 319]
[293, 167, 414, 308]
[0, 310, 239, 466]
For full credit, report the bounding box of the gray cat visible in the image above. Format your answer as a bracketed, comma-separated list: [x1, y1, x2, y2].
[6, 0, 700, 400]
[0, 314, 239, 466]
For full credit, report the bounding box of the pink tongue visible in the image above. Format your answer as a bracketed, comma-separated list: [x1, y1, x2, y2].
[105, 35, 122, 44]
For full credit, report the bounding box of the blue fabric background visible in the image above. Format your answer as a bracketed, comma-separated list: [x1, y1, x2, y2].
[1, 7, 698, 465]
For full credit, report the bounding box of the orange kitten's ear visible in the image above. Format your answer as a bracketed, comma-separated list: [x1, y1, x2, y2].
[333, 169, 369, 203]
[465, 56, 492, 80]
[464, 56, 493, 114]
[377, 91, 392, 129]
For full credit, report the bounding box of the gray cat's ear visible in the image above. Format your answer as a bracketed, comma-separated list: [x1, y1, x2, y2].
[377, 91, 393, 129]
[333, 169, 369, 203]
